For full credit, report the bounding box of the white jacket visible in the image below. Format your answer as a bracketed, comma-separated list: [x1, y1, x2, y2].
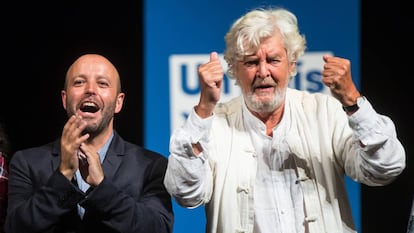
[164, 88, 406, 233]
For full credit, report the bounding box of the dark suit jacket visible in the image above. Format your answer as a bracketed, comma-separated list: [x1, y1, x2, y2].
[4, 131, 173, 233]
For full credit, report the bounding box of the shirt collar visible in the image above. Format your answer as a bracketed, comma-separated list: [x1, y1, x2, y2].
[241, 96, 289, 135]
[97, 132, 114, 163]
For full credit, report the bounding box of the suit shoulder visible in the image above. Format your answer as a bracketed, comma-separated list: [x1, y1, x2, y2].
[10, 141, 57, 163]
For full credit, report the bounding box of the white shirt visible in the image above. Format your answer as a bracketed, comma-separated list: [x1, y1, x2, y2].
[243, 102, 305, 233]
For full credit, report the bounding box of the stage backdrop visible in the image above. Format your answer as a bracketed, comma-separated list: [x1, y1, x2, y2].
[144, 1, 360, 232]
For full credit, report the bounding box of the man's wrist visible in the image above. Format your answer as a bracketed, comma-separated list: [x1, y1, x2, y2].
[342, 96, 365, 114]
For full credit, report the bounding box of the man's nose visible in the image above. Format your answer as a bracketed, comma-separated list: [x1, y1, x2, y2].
[256, 62, 270, 78]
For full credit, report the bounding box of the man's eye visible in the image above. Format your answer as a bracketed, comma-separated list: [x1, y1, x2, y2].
[74, 80, 85, 85]
[268, 59, 280, 64]
[98, 82, 109, 87]
[244, 61, 258, 67]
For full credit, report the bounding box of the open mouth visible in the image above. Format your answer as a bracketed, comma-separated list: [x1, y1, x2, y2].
[256, 84, 273, 89]
[80, 102, 99, 113]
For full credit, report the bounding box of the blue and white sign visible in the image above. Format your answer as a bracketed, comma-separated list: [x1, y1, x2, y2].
[145, 1, 360, 232]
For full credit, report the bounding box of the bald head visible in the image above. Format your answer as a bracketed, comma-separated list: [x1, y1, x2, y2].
[64, 54, 122, 93]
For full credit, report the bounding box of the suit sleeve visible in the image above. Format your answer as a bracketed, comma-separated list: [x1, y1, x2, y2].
[5, 150, 84, 233]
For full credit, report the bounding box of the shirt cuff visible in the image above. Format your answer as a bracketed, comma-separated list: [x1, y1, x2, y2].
[183, 106, 214, 144]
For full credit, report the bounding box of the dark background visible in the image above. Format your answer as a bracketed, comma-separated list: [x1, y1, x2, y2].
[0, 1, 410, 233]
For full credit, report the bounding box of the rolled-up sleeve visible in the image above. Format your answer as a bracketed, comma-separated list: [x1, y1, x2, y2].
[345, 98, 406, 185]
[164, 107, 214, 208]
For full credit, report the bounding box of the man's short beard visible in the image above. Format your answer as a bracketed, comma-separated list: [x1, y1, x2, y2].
[80, 113, 113, 140]
[81, 124, 104, 140]
[66, 103, 115, 140]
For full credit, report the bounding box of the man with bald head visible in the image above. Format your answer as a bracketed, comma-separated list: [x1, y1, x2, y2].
[4, 54, 173, 233]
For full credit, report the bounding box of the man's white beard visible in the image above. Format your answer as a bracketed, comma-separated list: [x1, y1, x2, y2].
[244, 87, 286, 113]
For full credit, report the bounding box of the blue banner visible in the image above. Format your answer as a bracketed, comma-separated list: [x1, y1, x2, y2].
[144, 1, 360, 232]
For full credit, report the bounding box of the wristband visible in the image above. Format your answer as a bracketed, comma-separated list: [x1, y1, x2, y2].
[342, 96, 364, 113]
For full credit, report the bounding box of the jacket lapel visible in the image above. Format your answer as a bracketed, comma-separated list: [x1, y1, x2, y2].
[101, 132, 124, 181]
